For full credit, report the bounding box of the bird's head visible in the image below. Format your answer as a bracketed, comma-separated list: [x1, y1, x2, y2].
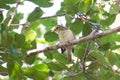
[52, 25, 67, 34]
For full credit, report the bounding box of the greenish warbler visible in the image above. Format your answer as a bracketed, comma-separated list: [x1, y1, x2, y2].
[53, 25, 75, 62]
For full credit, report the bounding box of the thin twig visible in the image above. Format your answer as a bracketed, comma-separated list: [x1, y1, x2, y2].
[81, 41, 92, 80]
[10, 23, 25, 26]
[7, 0, 21, 27]
[10, 23, 31, 27]
[0, 51, 8, 54]
[40, 13, 67, 19]
[82, 41, 91, 72]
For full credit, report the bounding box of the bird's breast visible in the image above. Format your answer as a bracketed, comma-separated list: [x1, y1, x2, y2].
[58, 30, 74, 43]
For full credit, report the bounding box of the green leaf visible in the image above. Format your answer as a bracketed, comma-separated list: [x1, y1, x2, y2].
[113, 34, 120, 41]
[0, 3, 10, 9]
[111, 45, 120, 50]
[30, 20, 41, 30]
[78, 0, 95, 13]
[82, 23, 92, 37]
[63, 72, 87, 80]
[0, 65, 8, 76]
[98, 34, 116, 51]
[44, 31, 58, 42]
[0, 52, 11, 62]
[64, 0, 80, 14]
[44, 51, 54, 59]
[99, 34, 116, 46]
[22, 40, 36, 50]
[98, 43, 111, 51]
[53, 51, 68, 64]
[70, 20, 83, 34]
[16, 13, 24, 20]
[40, 18, 57, 31]
[109, 4, 120, 14]
[36, 38, 46, 44]
[88, 61, 101, 70]
[100, 13, 116, 26]
[13, 33, 25, 48]
[48, 70, 54, 77]
[1, 30, 13, 48]
[7, 60, 24, 80]
[33, 31, 39, 39]
[69, 20, 83, 34]
[22, 41, 32, 50]
[30, 20, 42, 37]
[28, 0, 53, 7]
[22, 27, 36, 42]
[47, 62, 67, 71]
[93, 67, 113, 80]
[90, 13, 101, 23]
[25, 55, 36, 65]
[9, 47, 21, 58]
[1, 30, 7, 47]
[0, 0, 16, 4]
[0, 11, 3, 23]
[115, 54, 120, 67]
[106, 51, 115, 65]
[31, 40, 37, 49]
[0, 33, 1, 46]
[3, 16, 19, 29]
[74, 43, 87, 59]
[24, 64, 49, 80]
[57, 63, 68, 70]
[91, 52, 108, 64]
[64, 0, 95, 14]
[27, 7, 43, 22]
[8, 47, 23, 65]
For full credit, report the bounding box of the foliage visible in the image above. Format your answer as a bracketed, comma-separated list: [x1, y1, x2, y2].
[0, 0, 120, 80]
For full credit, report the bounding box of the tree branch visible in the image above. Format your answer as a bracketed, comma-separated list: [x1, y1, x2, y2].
[27, 26, 120, 57]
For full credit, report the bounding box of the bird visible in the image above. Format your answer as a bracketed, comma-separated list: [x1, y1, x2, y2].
[53, 25, 75, 62]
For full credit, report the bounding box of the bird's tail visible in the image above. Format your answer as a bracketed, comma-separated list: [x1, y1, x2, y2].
[67, 48, 73, 62]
